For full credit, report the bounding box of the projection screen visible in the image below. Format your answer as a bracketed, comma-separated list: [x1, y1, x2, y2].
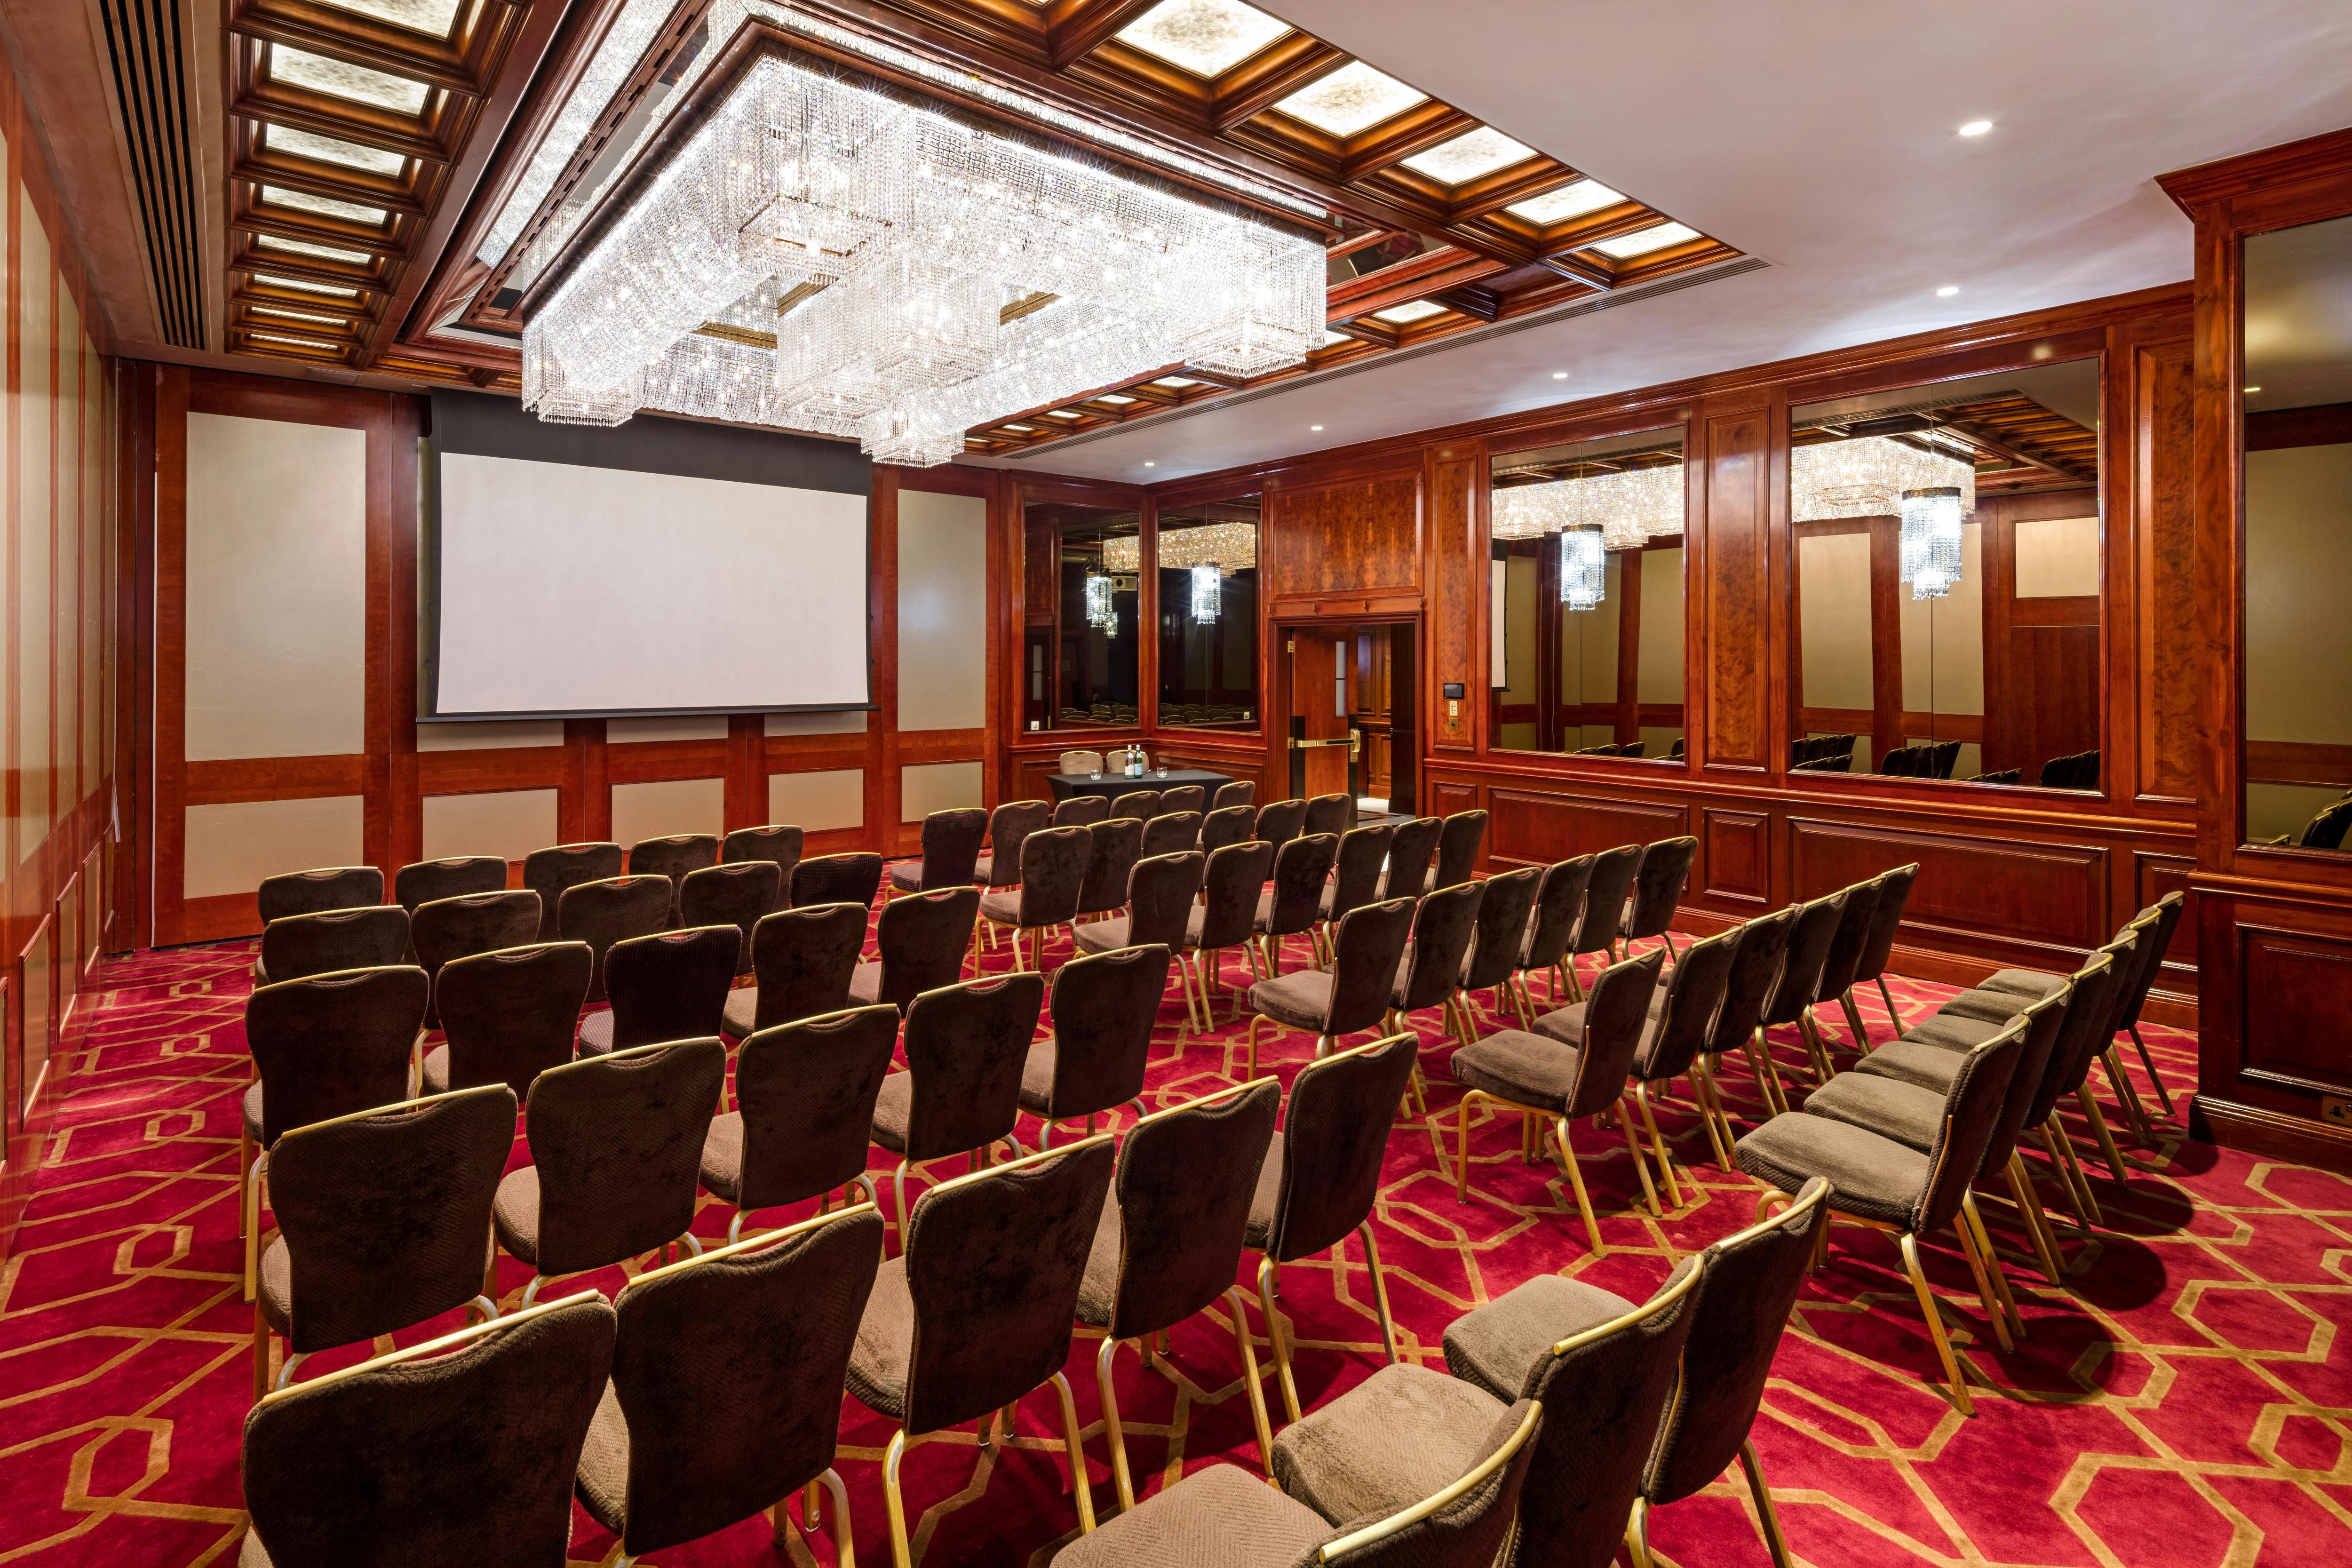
[424, 391, 873, 721]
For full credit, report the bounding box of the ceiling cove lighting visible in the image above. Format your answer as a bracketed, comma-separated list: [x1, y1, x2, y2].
[1116, 0, 1293, 79]
[1373, 299, 1446, 323]
[1275, 62, 1426, 136]
[321, 0, 464, 35]
[520, 39, 1322, 466]
[263, 186, 389, 225]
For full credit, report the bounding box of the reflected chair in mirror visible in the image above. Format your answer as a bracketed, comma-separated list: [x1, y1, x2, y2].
[1053, 794, 1111, 828]
[1558, 844, 1643, 1001]
[1185, 841, 1275, 1028]
[701, 1005, 895, 1242]
[1245, 898, 1415, 1082]
[255, 906, 409, 988]
[1074, 852, 1205, 1026]
[1316, 823, 1395, 967]
[1059, 749, 1107, 775]
[1967, 767, 2021, 783]
[1157, 784, 1207, 816]
[2039, 748, 2100, 790]
[869, 971, 1049, 1240]
[251, 1085, 513, 1398]
[1750, 890, 1850, 1105]
[1021, 944, 1168, 1146]
[1455, 867, 1542, 1036]
[238, 1293, 614, 1568]
[1514, 855, 1593, 1016]
[1253, 832, 1340, 978]
[1621, 835, 1698, 961]
[1212, 780, 1256, 810]
[1734, 1016, 2026, 1414]
[1076, 817, 1148, 928]
[1804, 878, 1882, 1060]
[1303, 793, 1352, 837]
[971, 800, 1049, 895]
[523, 843, 625, 940]
[493, 1040, 726, 1306]
[884, 807, 989, 899]
[258, 866, 383, 925]
[1075, 1079, 1281, 1508]
[1454, 949, 1668, 1253]
[1254, 798, 1308, 855]
[722, 903, 865, 1041]
[424, 943, 593, 1098]
[790, 852, 884, 912]
[1244, 1033, 1420, 1423]
[1377, 816, 1442, 900]
[1793, 753, 1853, 773]
[1428, 810, 1489, 893]
[579, 1204, 883, 1568]
[1198, 803, 1256, 856]
[721, 824, 803, 911]
[579, 926, 741, 1056]
[1842, 863, 1920, 1045]
[1388, 883, 1484, 1109]
[853, 886, 978, 1009]
[558, 876, 674, 1006]
[394, 856, 509, 918]
[1694, 907, 1798, 1162]
[628, 835, 720, 925]
[679, 860, 780, 978]
[1140, 810, 1201, 860]
[848, 1136, 1113, 1565]
[241, 966, 430, 1302]
[978, 825, 1090, 973]
[413, 890, 542, 1031]
[2276, 796, 2352, 850]
[1111, 789, 1161, 821]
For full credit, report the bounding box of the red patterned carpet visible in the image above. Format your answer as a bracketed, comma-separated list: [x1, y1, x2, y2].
[4, 905, 2349, 1568]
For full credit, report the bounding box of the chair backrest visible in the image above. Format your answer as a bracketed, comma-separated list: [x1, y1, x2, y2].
[1568, 843, 1645, 957]
[435, 942, 594, 1098]
[978, 801, 1050, 890]
[679, 860, 781, 976]
[1461, 866, 1543, 992]
[2299, 796, 2352, 849]
[240, 1295, 615, 1568]
[522, 843, 626, 940]
[1264, 833, 1341, 939]
[2113, 891, 2186, 1032]
[1397, 881, 1482, 1013]
[2050, 924, 2148, 1098]
[1255, 797, 1308, 850]
[1140, 811, 1202, 860]
[1431, 810, 1489, 891]
[413, 890, 543, 1028]
[1911, 1018, 2027, 1234]
[1326, 823, 1397, 926]
[258, 866, 383, 925]
[269, 1086, 515, 1353]
[628, 835, 720, 922]
[1520, 855, 1595, 972]
[1639, 925, 1739, 1082]
[897, 971, 1049, 1163]
[1641, 1180, 1831, 1509]
[1041, 945, 1168, 1120]
[899, 1136, 1115, 1435]
[1758, 890, 1848, 1028]
[1810, 878, 1882, 1002]
[395, 856, 509, 913]
[1321, 1401, 1543, 1568]
[872, 887, 980, 1011]
[520, 1039, 725, 1275]
[1101, 1080, 1279, 1340]
[1851, 862, 1920, 986]
[1707, 905, 1798, 1054]
[1199, 803, 1257, 854]
[1059, 749, 1106, 775]
[1563, 948, 1668, 1120]
[557, 875, 674, 1005]
[721, 824, 803, 910]
[1325, 899, 1418, 1036]
[247, 966, 429, 1148]
[1622, 836, 1698, 943]
[1983, 986, 2073, 1172]
[1303, 792, 1353, 837]
[1077, 817, 1148, 918]
[1158, 784, 1207, 815]
[1110, 789, 1161, 821]
[260, 906, 410, 986]
[1053, 794, 1110, 828]
[1014, 825, 1092, 928]
[603, 925, 742, 1049]
[1212, 780, 1256, 810]
[1198, 840, 1276, 950]
[1124, 852, 1205, 952]
[2026, 951, 2123, 1125]
[746, 903, 866, 1034]
[733, 1005, 899, 1212]
[1264, 1034, 1419, 1262]
[789, 852, 883, 912]
[1380, 816, 1443, 899]
[913, 807, 990, 890]
[606, 1207, 884, 1555]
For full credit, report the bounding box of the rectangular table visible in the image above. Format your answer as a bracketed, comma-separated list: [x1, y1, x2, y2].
[1045, 767, 1233, 804]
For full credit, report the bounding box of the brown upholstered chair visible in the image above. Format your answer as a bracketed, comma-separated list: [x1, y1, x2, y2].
[1693, 905, 1799, 1156]
[2108, 891, 2185, 1119]
[1452, 948, 1668, 1253]
[1316, 822, 1396, 964]
[1620, 835, 1698, 960]
[678, 860, 779, 979]
[578, 1205, 883, 1567]
[978, 825, 1089, 972]
[1455, 866, 1542, 1035]
[1558, 843, 1642, 1000]
[1303, 792, 1353, 837]
[493, 1039, 726, 1305]
[1247, 898, 1416, 1081]
[1074, 852, 1205, 1023]
[1059, 748, 1107, 775]
[1021, 944, 1168, 1146]
[1842, 862, 1920, 1044]
[1077, 1079, 1282, 1507]
[847, 1137, 1115, 1559]
[238, 1292, 614, 1568]
[628, 835, 719, 925]
[1427, 809, 1488, 893]
[721, 823, 803, 910]
[852, 886, 978, 1010]
[971, 800, 1049, 891]
[1253, 831, 1339, 977]
[1255, 797, 1309, 852]
[1187, 840, 1275, 1026]
[1803, 877, 1882, 1064]
[413, 890, 541, 1030]
[1213, 779, 1257, 810]
[1157, 784, 1207, 816]
[241, 966, 430, 1301]
[1512, 855, 1593, 1016]
[870, 971, 1049, 1238]
[394, 855, 509, 915]
[423, 942, 593, 1098]
[1245, 1033, 1420, 1422]
[701, 1005, 896, 1242]
[1111, 789, 1161, 821]
[1376, 816, 1442, 901]
[255, 906, 408, 988]
[1387, 882, 1484, 1106]
[1198, 802, 1256, 855]
[1748, 889, 1850, 1107]
[1140, 810, 1202, 860]
[258, 866, 382, 925]
[885, 806, 990, 897]
[1053, 794, 1111, 828]
[790, 852, 884, 912]
[579, 925, 741, 1056]
[522, 843, 625, 940]
[1734, 1014, 2028, 1413]
[251, 1085, 513, 1398]
[557, 875, 673, 1006]
[1076, 816, 1148, 924]
[723, 902, 866, 1040]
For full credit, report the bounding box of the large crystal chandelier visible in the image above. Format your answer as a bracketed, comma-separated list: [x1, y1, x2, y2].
[1102, 521, 1258, 573]
[1791, 434, 1976, 597]
[519, 23, 1324, 466]
[1559, 527, 1607, 611]
[1085, 571, 1118, 636]
[1899, 486, 1965, 599]
[1493, 464, 1684, 550]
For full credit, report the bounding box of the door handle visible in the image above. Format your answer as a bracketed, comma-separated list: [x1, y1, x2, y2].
[1288, 737, 1352, 749]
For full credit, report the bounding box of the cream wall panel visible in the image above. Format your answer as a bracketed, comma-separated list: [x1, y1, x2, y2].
[897, 490, 988, 732]
[184, 413, 368, 761]
[1798, 533, 1872, 713]
[17, 192, 50, 865]
[612, 777, 723, 847]
[423, 788, 559, 864]
[1637, 547, 1685, 705]
[901, 760, 983, 821]
[1899, 527, 1984, 716]
[416, 719, 566, 752]
[2014, 517, 2100, 598]
[184, 796, 366, 901]
[770, 768, 864, 833]
[2247, 444, 2352, 746]
[767, 710, 866, 735]
[608, 716, 727, 743]
[1499, 556, 1536, 702]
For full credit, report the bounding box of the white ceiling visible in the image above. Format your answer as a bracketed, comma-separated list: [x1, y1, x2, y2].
[984, 0, 2352, 483]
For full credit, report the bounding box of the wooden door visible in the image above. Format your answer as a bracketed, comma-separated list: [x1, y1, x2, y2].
[1290, 631, 1354, 798]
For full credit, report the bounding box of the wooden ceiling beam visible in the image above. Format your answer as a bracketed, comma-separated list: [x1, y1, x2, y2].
[1045, 0, 1161, 70]
[1447, 160, 1578, 224]
[1430, 283, 1503, 322]
[1208, 40, 1349, 133]
[1337, 103, 1478, 183]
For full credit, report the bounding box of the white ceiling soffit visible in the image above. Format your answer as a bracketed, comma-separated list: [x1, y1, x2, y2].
[982, 0, 2352, 483]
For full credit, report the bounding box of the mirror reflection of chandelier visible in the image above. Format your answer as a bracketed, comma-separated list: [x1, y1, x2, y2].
[1559, 526, 1607, 611]
[1085, 572, 1118, 636]
[1790, 434, 1976, 598]
[1190, 564, 1221, 623]
[1102, 522, 1258, 575]
[1493, 464, 1684, 549]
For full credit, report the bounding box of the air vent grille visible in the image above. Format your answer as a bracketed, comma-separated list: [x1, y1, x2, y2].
[97, 0, 206, 349]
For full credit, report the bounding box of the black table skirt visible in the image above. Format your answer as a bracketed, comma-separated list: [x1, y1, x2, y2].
[1045, 768, 1233, 803]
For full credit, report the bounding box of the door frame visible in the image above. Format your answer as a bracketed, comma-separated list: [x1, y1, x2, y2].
[1266, 612, 1424, 804]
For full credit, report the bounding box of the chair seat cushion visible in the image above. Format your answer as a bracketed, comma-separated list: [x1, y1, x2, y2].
[846, 1255, 914, 1421]
[1271, 1361, 1506, 1526]
[1979, 967, 2067, 1001]
[577, 1010, 615, 1057]
[1851, 1041, 1967, 1094]
[1530, 988, 1668, 1046]
[886, 862, 925, 893]
[698, 1110, 745, 1203]
[1440, 1272, 1637, 1402]
[978, 890, 1024, 925]
[1904, 1011, 2009, 1050]
[869, 1071, 913, 1155]
[1734, 1112, 1927, 1228]
[1936, 988, 2034, 1025]
[420, 1043, 453, 1095]
[1050, 1462, 1334, 1568]
[239, 1528, 275, 1568]
[721, 987, 758, 1039]
[1252, 888, 1277, 933]
[1249, 971, 1333, 1031]
[849, 962, 882, 1006]
[1074, 917, 1132, 956]
[492, 1166, 542, 1265]
[1801, 1071, 1941, 1153]
[1244, 1131, 1285, 1250]
[1075, 1192, 1121, 1329]
[1017, 1038, 1058, 1117]
[573, 1379, 629, 1534]
[1451, 1030, 1581, 1113]
[243, 1082, 265, 1145]
[258, 1237, 294, 1337]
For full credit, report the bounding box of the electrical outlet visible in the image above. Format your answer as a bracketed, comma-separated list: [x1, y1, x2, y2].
[2322, 1095, 2351, 1129]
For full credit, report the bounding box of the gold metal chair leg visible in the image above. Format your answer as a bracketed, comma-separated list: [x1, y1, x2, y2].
[881, 1428, 914, 1568]
[245, 1153, 267, 1304]
[2075, 1087, 2131, 1186]
[1454, 1091, 1480, 1201]
[1244, 1015, 1263, 1081]
[2040, 1120, 2101, 1228]
[1692, 1057, 1736, 1172]
[1225, 1286, 1276, 1474]
[2129, 1024, 2176, 1118]
[1839, 990, 1872, 1052]
[1624, 1495, 1656, 1568]
[2102, 1048, 2153, 1146]
[251, 1305, 270, 1401]
[1049, 1371, 1097, 1534]
[1796, 1011, 1833, 1083]
[1095, 1332, 1136, 1513]
[1958, 1193, 2023, 1346]
[1899, 1231, 1975, 1416]
[1551, 1115, 1605, 1255]
[1746, 1031, 1790, 1116]
[1738, 1438, 1795, 1568]
[1634, 1082, 1683, 1208]
[238, 1130, 253, 1240]
[1617, 1091, 1664, 1217]
[2005, 1153, 2067, 1284]
[1564, 959, 1586, 1003]
[1255, 1254, 1302, 1425]
[1946, 1208, 2012, 1354]
[1357, 1221, 1401, 1365]
[1875, 975, 1902, 1032]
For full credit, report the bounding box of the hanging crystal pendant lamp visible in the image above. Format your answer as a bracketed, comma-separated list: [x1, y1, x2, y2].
[1086, 571, 1119, 636]
[1899, 485, 1966, 599]
[1559, 526, 1607, 611]
[1190, 563, 1221, 624]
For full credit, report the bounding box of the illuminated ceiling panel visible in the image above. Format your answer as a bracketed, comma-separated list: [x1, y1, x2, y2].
[263, 123, 409, 176]
[1399, 126, 1537, 184]
[318, 0, 463, 36]
[253, 271, 362, 297]
[1373, 299, 1446, 323]
[258, 233, 376, 263]
[263, 185, 390, 224]
[1595, 220, 1700, 258]
[270, 44, 431, 114]
[1507, 179, 1624, 224]
[1274, 62, 1426, 136]
[1116, 0, 1293, 79]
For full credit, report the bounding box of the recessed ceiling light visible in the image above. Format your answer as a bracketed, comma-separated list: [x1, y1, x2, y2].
[1958, 119, 1994, 136]
[1506, 181, 1625, 225]
[270, 44, 430, 115]
[1311, 425, 1324, 431]
[1116, 0, 1292, 79]
[253, 305, 350, 327]
[1373, 299, 1447, 324]
[1320, 329, 1352, 346]
[257, 234, 375, 264]
[2244, 385, 2262, 393]
[1144, 461, 1156, 467]
[1043, 410, 1081, 419]
[1552, 372, 1567, 380]
[1003, 423, 1034, 432]
[1273, 61, 1427, 137]
[254, 271, 360, 298]
[1592, 222, 1699, 259]
[1936, 285, 1960, 296]
[1097, 393, 1137, 405]
[1152, 377, 1200, 389]
[1400, 127, 1538, 186]
[321, 0, 463, 37]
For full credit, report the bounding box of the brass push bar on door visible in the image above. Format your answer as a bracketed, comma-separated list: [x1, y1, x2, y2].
[1288, 729, 1362, 758]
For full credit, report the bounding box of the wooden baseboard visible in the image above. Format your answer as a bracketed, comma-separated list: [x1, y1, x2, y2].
[2191, 1097, 2352, 1175]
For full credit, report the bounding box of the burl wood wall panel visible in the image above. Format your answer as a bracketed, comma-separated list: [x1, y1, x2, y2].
[1265, 474, 1421, 600]
[1701, 404, 1772, 770]
[2135, 338, 2201, 803]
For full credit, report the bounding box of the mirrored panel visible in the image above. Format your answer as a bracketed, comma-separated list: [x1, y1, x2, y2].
[2243, 213, 2352, 849]
[1023, 501, 1140, 730]
[1790, 358, 2102, 788]
[1152, 496, 1261, 729]
[1488, 425, 1687, 760]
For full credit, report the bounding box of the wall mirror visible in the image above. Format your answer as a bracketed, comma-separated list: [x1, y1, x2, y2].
[1151, 496, 1261, 729]
[1488, 424, 1687, 761]
[1022, 501, 1140, 730]
[1789, 358, 2103, 789]
[2242, 212, 2352, 851]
